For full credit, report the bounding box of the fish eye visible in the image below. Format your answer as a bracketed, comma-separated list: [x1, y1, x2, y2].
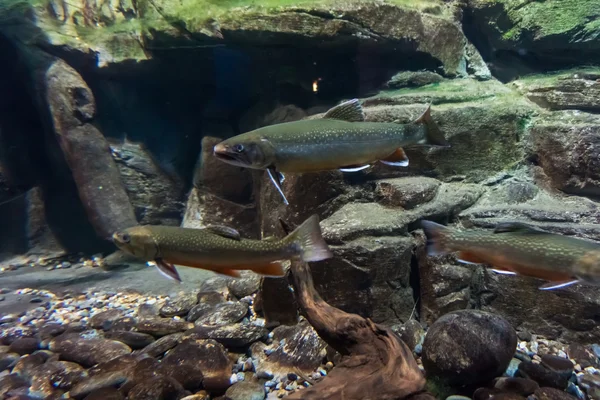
[233, 144, 244, 153]
[121, 234, 131, 243]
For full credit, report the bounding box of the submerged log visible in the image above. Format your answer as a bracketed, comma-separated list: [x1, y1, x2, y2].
[287, 259, 434, 400]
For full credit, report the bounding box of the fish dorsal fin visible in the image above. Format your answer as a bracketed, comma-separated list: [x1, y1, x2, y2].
[205, 225, 241, 240]
[493, 222, 547, 235]
[323, 99, 365, 122]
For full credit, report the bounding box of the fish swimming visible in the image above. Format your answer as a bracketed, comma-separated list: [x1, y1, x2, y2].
[112, 215, 332, 282]
[421, 220, 600, 290]
[213, 99, 449, 204]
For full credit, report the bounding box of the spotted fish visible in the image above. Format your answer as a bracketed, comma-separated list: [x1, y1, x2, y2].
[112, 215, 332, 282]
[422, 220, 600, 290]
[213, 99, 449, 204]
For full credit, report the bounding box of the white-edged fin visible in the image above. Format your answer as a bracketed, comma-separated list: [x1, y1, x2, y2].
[267, 168, 289, 205]
[456, 258, 482, 265]
[153, 259, 182, 283]
[380, 159, 409, 167]
[539, 280, 579, 290]
[339, 165, 370, 172]
[279, 172, 285, 183]
[491, 269, 517, 275]
[323, 98, 365, 122]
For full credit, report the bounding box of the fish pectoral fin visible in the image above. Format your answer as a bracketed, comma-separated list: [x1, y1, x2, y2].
[154, 259, 182, 282]
[539, 279, 580, 291]
[339, 164, 370, 172]
[251, 262, 286, 277]
[379, 148, 409, 167]
[323, 98, 365, 122]
[267, 167, 289, 205]
[493, 222, 547, 235]
[456, 251, 487, 265]
[205, 225, 241, 240]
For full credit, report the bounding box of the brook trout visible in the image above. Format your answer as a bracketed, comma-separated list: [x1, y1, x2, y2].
[112, 214, 332, 282]
[213, 99, 449, 204]
[422, 220, 600, 290]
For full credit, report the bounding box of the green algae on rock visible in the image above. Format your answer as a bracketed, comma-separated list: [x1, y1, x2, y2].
[467, 0, 600, 58]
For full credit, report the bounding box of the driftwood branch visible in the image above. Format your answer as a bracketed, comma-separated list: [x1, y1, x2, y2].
[287, 260, 434, 400]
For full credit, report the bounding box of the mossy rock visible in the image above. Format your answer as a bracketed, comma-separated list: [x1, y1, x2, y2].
[2, 0, 469, 74]
[467, 0, 600, 55]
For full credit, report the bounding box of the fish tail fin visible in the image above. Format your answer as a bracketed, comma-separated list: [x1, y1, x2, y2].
[421, 220, 452, 256]
[285, 214, 333, 262]
[414, 104, 450, 147]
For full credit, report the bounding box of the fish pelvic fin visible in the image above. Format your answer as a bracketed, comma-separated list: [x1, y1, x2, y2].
[154, 259, 182, 283]
[380, 148, 409, 167]
[414, 104, 450, 147]
[285, 214, 333, 262]
[323, 98, 365, 122]
[251, 262, 286, 277]
[421, 220, 451, 256]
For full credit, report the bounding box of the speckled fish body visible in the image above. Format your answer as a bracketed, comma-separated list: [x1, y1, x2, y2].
[422, 220, 600, 290]
[213, 99, 449, 173]
[112, 214, 332, 282]
[231, 118, 428, 173]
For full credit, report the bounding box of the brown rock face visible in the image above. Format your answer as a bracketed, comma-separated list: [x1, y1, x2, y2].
[33, 56, 138, 240]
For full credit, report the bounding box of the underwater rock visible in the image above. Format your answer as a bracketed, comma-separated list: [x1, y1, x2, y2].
[48, 361, 87, 390]
[181, 339, 232, 392]
[193, 302, 249, 327]
[465, 0, 600, 65]
[27, 53, 138, 240]
[422, 310, 517, 387]
[158, 339, 206, 391]
[183, 136, 258, 239]
[375, 177, 441, 209]
[511, 70, 600, 112]
[135, 318, 194, 337]
[517, 357, 572, 390]
[313, 236, 415, 326]
[567, 343, 599, 369]
[493, 377, 540, 396]
[137, 333, 183, 358]
[386, 71, 444, 89]
[70, 371, 127, 399]
[8, 338, 40, 355]
[534, 387, 579, 400]
[0, 374, 28, 397]
[117, 357, 161, 394]
[0, 352, 20, 370]
[82, 387, 124, 400]
[183, 323, 268, 348]
[186, 303, 214, 323]
[227, 272, 261, 299]
[110, 139, 186, 226]
[225, 380, 266, 400]
[48, 333, 132, 368]
[251, 321, 326, 381]
[528, 111, 600, 197]
[89, 310, 125, 330]
[393, 320, 426, 355]
[103, 331, 155, 349]
[127, 375, 189, 400]
[258, 275, 299, 327]
[159, 292, 198, 317]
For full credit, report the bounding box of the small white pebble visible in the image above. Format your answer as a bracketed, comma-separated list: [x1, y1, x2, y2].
[558, 350, 567, 358]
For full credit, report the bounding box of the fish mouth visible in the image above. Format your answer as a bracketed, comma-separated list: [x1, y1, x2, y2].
[213, 143, 245, 165]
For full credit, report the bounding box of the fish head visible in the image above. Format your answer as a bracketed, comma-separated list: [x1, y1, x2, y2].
[112, 226, 158, 261]
[213, 135, 275, 169]
[573, 250, 600, 285]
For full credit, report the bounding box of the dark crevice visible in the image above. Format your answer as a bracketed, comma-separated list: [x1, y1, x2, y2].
[408, 252, 421, 322]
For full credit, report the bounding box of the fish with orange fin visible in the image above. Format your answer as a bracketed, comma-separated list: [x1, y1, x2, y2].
[112, 215, 332, 282]
[213, 99, 450, 205]
[421, 220, 600, 290]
